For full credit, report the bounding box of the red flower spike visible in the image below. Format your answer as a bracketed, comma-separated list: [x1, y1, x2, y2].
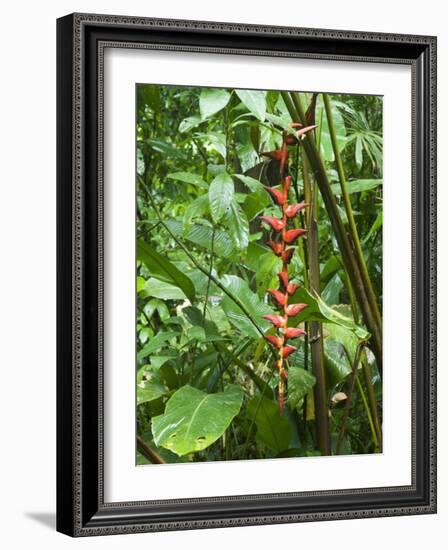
[278, 270, 289, 289]
[260, 149, 283, 162]
[296, 124, 318, 139]
[287, 283, 300, 295]
[285, 135, 298, 145]
[282, 248, 294, 264]
[283, 175, 292, 193]
[265, 335, 284, 349]
[265, 186, 286, 205]
[284, 327, 306, 339]
[281, 345, 297, 358]
[260, 216, 285, 232]
[267, 240, 282, 256]
[262, 314, 285, 328]
[279, 367, 288, 379]
[285, 202, 308, 218]
[283, 228, 307, 244]
[268, 289, 287, 306]
[285, 303, 308, 317]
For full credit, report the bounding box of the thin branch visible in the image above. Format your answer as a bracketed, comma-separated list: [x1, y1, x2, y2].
[137, 435, 166, 465]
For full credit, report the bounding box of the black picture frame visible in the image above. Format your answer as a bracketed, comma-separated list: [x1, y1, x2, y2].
[57, 13, 437, 537]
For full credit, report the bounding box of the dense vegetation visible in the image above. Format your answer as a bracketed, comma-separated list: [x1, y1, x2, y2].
[136, 84, 383, 464]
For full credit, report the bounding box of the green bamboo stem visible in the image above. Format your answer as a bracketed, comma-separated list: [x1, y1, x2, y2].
[362, 359, 383, 450]
[355, 377, 379, 451]
[304, 158, 331, 456]
[323, 93, 382, 338]
[281, 91, 382, 376]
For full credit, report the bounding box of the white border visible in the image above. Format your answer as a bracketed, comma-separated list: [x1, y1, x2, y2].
[104, 48, 412, 502]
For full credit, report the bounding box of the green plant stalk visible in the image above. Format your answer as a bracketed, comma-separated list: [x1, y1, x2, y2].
[355, 377, 379, 451]
[306, 163, 331, 456]
[137, 435, 166, 464]
[362, 359, 383, 449]
[281, 91, 383, 376]
[335, 341, 365, 455]
[323, 93, 382, 338]
[146, 191, 265, 338]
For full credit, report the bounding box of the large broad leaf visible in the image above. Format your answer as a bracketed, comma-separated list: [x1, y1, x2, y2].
[137, 331, 181, 361]
[165, 220, 236, 259]
[152, 385, 243, 456]
[288, 367, 316, 410]
[247, 395, 291, 453]
[137, 240, 195, 302]
[182, 194, 210, 232]
[235, 90, 267, 121]
[226, 199, 249, 250]
[167, 172, 208, 190]
[208, 172, 234, 223]
[220, 275, 272, 338]
[137, 366, 168, 405]
[331, 179, 382, 195]
[199, 88, 231, 119]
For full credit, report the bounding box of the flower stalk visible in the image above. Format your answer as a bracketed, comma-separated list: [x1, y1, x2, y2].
[260, 127, 314, 413]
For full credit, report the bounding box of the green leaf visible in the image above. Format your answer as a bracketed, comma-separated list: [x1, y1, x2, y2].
[363, 211, 383, 244]
[152, 385, 243, 456]
[324, 339, 352, 387]
[137, 240, 195, 302]
[235, 90, 267, 121]
[208, 172, 234, 223]
[331, 179, 382, 195]
[147, 139, 185, 159]
[137, 331, 180, 361]
[141, 279, 187, 301]
[199, 88, 231, 119]
[220, 275, 272, 338]
[355, 136, 363, 169]
[165, 220, 236, 258]
[247, 395, 291, 453]
[182, 194, 210, 232]
[318, 98, 347, 162]
[179, 115, 201, 133]
[137, 366, 168, 405]
[255, 252, 283, 297]
[226, 199, 249, 250]
[167, 172, 208, 189]
[288, 367, 316, 410]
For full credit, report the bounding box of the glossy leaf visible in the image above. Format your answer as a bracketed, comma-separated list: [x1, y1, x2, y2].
[247, 395, 291, 453]
[152, 385, 243, 456]
[137, 366, 168, 405]
[226, 199, 249, 250]
[199, 88, 231, 119]
[235, 90, 267, 121]
[167, 172, 208, 189]
[288, 366, 316, 409]
[208, 172, 235, 223]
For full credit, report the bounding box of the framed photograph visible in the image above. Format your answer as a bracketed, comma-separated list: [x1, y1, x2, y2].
[57, 13, 437, 536]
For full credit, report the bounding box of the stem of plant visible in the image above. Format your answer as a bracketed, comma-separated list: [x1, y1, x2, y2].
[137, 435, 166, 465]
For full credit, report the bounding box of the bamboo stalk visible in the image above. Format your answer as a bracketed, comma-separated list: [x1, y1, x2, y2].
[281, 91, 383, 376]
[323, 93, 382, 338]
[305, 156, 331, 456]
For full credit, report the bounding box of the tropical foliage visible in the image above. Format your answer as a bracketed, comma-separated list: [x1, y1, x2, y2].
[136, 84, 383, 464]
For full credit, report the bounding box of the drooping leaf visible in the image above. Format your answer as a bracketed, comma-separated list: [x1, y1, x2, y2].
[141, 279, 187, 301]
[226, 199, 249, 250]
[235, 90, 267, 121]
[167, 172, 208, 190]
[199, 88, 231, 119]
[208, 172, 234, 223]
[247, 395, 291, 453]
[287, 366, 316, 410]
[137, 331, 181, 361]
[152, 385, 243, 456]
[220, 275, 272, 338]
[165, 220, 236, 258]
[318, 98, 347, 161]
[137, 240, 195, 302]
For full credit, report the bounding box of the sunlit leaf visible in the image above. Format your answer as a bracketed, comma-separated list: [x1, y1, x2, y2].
[199, 88, 231, 119]
[208, 172, 234, 223]
[235, 90, 267, 121]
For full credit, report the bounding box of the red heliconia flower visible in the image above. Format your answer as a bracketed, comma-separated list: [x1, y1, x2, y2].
[278, 270, 289, 289]
[261, 149, 283, 162]
[281, 345, 297, 358]
[283, 175, 292, 192]
[265, 186, 286, 205]
[283, 228, 307, 244]
[265, 335, 284, 349]
[267, 240, 282, 256]
[287, 283, 300, 295]
[260, 216, 285, 232]
[284, 327, 306, 339]
[284, 134, 298, 145]
[285, 303, 308, 317]
[268, 289, 287, 306]
[296, 124, 318, 139]
[285, 201, 308, 218]
[282, 248, 294, 264]
[279, 367, 288, 379]
[305, 93, 318, 127]
[262, 314, 286, 328]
